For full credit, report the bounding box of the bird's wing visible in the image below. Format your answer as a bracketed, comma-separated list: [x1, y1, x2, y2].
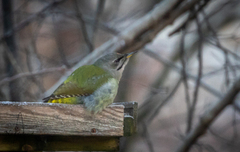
[43, 65, 113, 102]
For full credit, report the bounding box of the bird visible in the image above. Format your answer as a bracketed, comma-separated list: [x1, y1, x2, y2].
[43, 52, 135, 113]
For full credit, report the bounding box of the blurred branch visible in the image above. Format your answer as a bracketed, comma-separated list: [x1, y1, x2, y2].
[3, 42, 22, 74]
[147, 78, 182, 123]
[179, 26, 191, 133]
[84, 16, 119, 35]
[0, 0, 65, 44]
[175, 77, 240, 152]
[52, 15, 71, 68]
[169, 0, 210, 36]
[111, 8, 144, 25]
[233, 103, 240, 113]
[121, 0, 207, 53]
[203, 65, 240, 78]
[142, 122, 155, 152]
[143, 48, 222, 98]
[30, 17, 46, 69]
[45, 0, 204, 97]
[74, 0, 94, 52]
[52, 11, 119, 35]
[202, 11, 232, 86]
[90, 0, 105, 44]
[187, 10, 204, 133]
[204, 0, 236, 20]
[171, 0, 239, 36]
[25, 46, 44, 94]
[208, 128, 237, 147]
[138, 36, 195, 120]
[207, 40, 240, 61]
[231, 108, 238, 143]
[26, 18, 47, 95]
[0, 67, 67, 86]
[196, 142, 217, 152]
[2, 0, 20, 100]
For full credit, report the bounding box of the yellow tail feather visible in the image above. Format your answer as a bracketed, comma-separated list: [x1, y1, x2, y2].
[47, 97, 79, 104]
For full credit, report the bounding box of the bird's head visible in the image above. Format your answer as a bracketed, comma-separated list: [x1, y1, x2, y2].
[94, 52, 136, 80]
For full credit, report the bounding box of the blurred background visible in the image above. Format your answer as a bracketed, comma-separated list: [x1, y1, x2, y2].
[0, 0, 240, 151]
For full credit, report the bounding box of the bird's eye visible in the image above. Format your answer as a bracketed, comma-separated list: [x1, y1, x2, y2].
[114, 59, 120, 63]
[113, 56, 123, 64]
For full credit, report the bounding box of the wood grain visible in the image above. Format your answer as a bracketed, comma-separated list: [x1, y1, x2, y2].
[0, 102, 124, 136]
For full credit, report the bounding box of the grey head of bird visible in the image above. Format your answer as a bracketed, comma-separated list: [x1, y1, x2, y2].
[93, 52, 135, 81]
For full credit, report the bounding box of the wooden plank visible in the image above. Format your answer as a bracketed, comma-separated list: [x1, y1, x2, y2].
[0, 102, 124, 136]
[114, 102, 138, 136]
[0, 101, 138, 151]
[0, 135, 119, 151]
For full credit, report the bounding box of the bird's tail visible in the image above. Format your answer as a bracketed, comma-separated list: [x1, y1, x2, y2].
[42, 96, 51, 103]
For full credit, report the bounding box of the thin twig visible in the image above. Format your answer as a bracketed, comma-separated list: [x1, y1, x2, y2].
[0, 0, 65, 44]
[52, 14, 70, 68]
[231, 108, 238, 142]
[3, 41, 22, 74]
[2, 0, 21, 100]
[74, 0, 93, 52]
[25, 47, 45, 94]
[179, 26, 192, 133]
[203, 65, 240, 78]
[169, 0, 210, 36]
[208, 128, 238, 147]
[143, 48, 223, 98]
[203, 0, 237, 23]
[233, 103, 240, 113]
[0, 67, 67, 86]
[186, 9, 204, 133]
[142, 122, 155, 152]
[90, 0, 105, 44]
[202, 11, 232, 86]
[175, 76, 240, 152]
[147, 78, 182, 123]
[206, 40, 240, 61]
[50, 11, 119, 35]
[121, 0, 204, 53]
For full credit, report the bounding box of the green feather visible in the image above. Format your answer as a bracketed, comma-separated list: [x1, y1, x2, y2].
[49, 65, 113, 100]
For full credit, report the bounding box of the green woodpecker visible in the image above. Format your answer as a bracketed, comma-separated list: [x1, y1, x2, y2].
[43, 52, 135, 113]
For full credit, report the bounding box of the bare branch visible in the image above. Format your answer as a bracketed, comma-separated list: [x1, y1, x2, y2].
[233, 103, 240, 113]
[52, 15, 71, 68]
[147, 78, 182, 123]
[0, 0, 65, 44]
[169, 0, 210, 36]
[203, 65, 240, 78]
[203, 0, 237, 23]
[143, 48, 223, 98]
[175, 77, 240, 152]
[90, 0, 106, 44]
[51, 11, 119, 35]
[0, 67, 67, 86]
[208, 128, 237, 146]
[202, 11, 232, 86]
[142, 122, 155, 152]
[2, 0, 20, 100]
[3, 42, 22, 74]
[187, 9, 204, 133]
[74, 0, 94, 52]
[179, 26, 192, 133]
[231, 108, 238, 142]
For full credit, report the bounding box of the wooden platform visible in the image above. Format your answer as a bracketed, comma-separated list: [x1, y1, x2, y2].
[0, 101, 137, 151]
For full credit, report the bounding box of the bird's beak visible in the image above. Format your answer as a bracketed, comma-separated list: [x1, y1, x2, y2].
[126, 51, 137, 58]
